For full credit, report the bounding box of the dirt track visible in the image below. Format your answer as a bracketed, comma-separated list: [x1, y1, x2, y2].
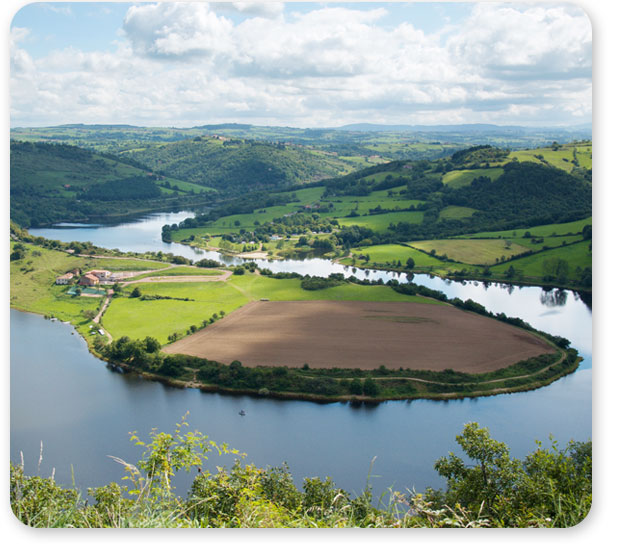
[121, 270, 232, 285]
[163, 301, 555, 373]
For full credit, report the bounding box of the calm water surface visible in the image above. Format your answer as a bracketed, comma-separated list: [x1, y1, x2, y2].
[14, 212, 591, 497]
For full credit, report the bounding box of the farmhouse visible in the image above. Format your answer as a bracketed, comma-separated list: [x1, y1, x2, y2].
[79, 273, 99, 286]
[89, 270, 111, 279]
[55, 273, 75, 285]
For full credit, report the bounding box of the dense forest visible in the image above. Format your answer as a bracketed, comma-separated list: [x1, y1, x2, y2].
[119, 137, 356, 196]
[9, 141, 212, 226]
[443, 161, 592, 230]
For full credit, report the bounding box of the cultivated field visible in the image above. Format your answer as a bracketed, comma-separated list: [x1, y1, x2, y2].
[163, 300, 555, 372]
[410, 239, 531, 265]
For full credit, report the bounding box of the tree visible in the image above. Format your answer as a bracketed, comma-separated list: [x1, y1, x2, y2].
[10, 243, 26, 261]
[81, 309, 97, 320]
[434, 423, 522, 516]
[130, 287, 142, 298]
[406, 257, 415, 269]
[349, 378, 362, 395]
[362, 377, 379, 396]
[432, 423, 592, 526]
[542, 258, 569, 283]
[143, 336, 160, 354]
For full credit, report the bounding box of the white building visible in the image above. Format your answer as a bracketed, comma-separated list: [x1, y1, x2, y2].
[55, 273, 74, 285]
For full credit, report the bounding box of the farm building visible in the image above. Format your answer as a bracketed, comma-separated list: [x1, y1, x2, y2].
[79, 273, 99, 286]
[55, 273, 75, 285]
[89, 269, 111, 279]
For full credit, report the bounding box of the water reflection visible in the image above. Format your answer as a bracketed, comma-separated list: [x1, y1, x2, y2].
[541, 288, 568, 307]
[29, 212, 592, 357]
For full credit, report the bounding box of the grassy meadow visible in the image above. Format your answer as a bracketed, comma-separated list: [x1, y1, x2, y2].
[511, 143, 592, 172]
[442, 167, 504, 188]
[491, 240, 592, 279]
[337, 210, 425, 232]
[463, 216, 592, 239]
[9, 243, 173, 339]
[344, 243, 454, 269]
[103, 273, 441, 344]
[409, 239, 532, 265]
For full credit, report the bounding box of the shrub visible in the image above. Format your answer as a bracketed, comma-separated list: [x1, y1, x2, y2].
[363, 377, 379, 396]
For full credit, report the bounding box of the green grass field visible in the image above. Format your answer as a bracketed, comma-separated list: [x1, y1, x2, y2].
[442, 168, 504, 188]
[10, 244, 103, 325]
[80, 258, 171, 271]
[9, 244, 173, 340]
[123, 266, 224, 281]
[345, 243, 452, 270]
[491, 240, 592, 279]
[409, 239, 531, 265]
[510, 143, 592, 172]
[509, 235, 584, 251]
[337, 210, 425, 232]
[462, 217, 592, 239]
[171, 182, 425, 242]
[103, 274, 440, 344]
[439, 206, 477, 220]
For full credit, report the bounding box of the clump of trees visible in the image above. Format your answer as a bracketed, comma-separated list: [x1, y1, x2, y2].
[300, 273, 345, 290]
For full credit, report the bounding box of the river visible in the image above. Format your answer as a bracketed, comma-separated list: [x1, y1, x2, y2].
[12, 212, 592, 498]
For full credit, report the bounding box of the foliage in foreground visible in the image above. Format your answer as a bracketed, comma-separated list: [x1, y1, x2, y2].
[10, 420, 591, 528]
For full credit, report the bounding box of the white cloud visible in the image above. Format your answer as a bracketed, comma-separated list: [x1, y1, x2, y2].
[122, 3, 235, 59]
[212, 1, 284, 18]
[447, 3, 592, 81]
[10, 2, 592, 127]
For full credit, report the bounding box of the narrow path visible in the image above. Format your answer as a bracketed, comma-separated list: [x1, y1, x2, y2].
[296, 350, 567, 388]
[120, 270, 232, 286]
[93, 294, 111, 324]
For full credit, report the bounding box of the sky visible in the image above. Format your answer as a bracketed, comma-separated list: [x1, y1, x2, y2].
[8, 2, 592, 128]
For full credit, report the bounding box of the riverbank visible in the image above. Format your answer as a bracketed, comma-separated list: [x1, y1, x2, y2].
[171, 233, 592, 294]
[104, 345, 580, 404]
[11, 225, 585, 404]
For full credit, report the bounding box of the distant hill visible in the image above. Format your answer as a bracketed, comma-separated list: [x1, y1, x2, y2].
[10, 122, 592, 157]
[10, 141, 210, 227]
[335, 122, 592, 134]
[119, 137, 359, 197]
[336, 123, 516, 132]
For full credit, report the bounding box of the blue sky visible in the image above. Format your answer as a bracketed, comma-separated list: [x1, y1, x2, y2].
[11, 2, 473, 56]
[11, 3, 132, 57]
[9, 2, 592, 128]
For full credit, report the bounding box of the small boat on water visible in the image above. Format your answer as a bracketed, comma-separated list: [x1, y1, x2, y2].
[239, 410, 246, 416]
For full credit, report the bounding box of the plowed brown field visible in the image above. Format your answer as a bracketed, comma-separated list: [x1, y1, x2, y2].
[163, 301, 555, 373]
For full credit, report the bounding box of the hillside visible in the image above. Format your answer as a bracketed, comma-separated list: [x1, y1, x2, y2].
[10, 123, 591, 161]
[10, 141, 212, 227]
[170, 143, 591, 290]
[118, 136, 366, 196]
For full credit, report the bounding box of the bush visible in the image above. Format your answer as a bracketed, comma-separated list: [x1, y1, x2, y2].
[10, 419, 591, 528]
[349, 378, 363, 395]
[363, 377, 379, 396]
